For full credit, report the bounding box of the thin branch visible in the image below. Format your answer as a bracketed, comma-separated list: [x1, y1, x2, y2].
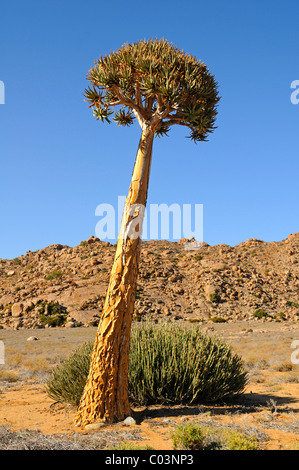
[150, 100, 174, 129]
[111, 85, 137, 110]
[145, 96, 155, 116]
[108, 100, 122, 107]
[162, 118, 188, 127]
[156, 94, 164, 114]
[133, 109, 145, 128]
[112, 85, 147, 127]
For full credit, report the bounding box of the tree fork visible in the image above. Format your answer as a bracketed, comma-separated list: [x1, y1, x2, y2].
[75, 128, 154, 426]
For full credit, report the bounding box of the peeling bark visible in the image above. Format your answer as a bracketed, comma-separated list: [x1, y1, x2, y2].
[75, 128, 154, 426]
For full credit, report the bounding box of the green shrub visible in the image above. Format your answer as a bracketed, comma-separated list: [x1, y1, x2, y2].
[222, 428, 258, 450]
[210, 316, 227, 323]
[45, 322, 248, 407]
[39, 313, 67, 327]
[209, 292, 221, 304]
[38, 301, 64, 315]
[38, 301, 67, 327]
[171, 424, 258, 450]
[253, 309, 268, 319]
[171, 424, 205, 450]
[45, 269, 63, 281]
[129, 323, 247, 405]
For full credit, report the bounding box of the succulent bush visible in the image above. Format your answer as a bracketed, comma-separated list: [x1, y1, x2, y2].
[46, 322, 248, 407]
[46, 341, 94, 406]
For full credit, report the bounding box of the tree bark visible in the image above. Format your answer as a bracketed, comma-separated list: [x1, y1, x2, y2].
[75, 128, 154, 426]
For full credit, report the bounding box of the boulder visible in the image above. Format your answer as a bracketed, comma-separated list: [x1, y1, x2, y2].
[11, 303, 23, 317]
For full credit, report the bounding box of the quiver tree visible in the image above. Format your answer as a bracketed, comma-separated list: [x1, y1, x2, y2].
[75, 38, 220, 426]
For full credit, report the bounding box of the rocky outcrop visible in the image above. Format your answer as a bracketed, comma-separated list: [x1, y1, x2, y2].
[0, 233, 298, 329]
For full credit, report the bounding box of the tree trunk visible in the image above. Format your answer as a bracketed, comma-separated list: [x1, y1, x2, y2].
[74, 128, 154, 426]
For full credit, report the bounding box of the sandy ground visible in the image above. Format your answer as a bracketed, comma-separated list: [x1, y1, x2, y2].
[0, 379, 298, 450]
[0, 321, 299, 450]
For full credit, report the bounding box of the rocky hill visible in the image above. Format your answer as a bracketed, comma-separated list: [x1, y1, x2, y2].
[0, 233, 298, 329]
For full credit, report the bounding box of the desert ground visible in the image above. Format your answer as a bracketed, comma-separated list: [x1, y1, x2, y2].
[0, 320, 298, 450]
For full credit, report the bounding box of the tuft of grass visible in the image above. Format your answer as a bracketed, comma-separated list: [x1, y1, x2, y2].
[171, 423, 204, 450]
[110, 442, 155, 450]
[0, 370, 19, 383]
[272, 361, 293, 372]
[288, 443, 299, 450]
[171, 423, 259, 450]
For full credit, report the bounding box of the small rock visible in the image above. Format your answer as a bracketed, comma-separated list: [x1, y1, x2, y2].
[123, 416, 136, 426]
[90, 258, 99, 266]
[85, 422, 105, 430]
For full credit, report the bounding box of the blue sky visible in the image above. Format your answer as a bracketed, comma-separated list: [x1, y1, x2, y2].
[0, 0, 298, 259]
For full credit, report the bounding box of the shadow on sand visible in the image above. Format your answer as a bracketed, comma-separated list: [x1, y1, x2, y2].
[131, 392, 298, 424]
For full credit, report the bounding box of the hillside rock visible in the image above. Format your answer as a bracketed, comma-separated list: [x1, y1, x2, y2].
[0, 233, 298, 329]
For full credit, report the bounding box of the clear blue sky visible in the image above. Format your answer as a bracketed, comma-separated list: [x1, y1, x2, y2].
[0, 0, 298, 259]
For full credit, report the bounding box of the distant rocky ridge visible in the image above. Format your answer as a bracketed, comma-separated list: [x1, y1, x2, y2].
[0, 233, 298, 329]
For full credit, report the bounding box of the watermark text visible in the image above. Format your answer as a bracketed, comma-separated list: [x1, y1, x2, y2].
[95, 197, 203, 249]
[0, 81, 5, 104]
[290, 80, 299, 104]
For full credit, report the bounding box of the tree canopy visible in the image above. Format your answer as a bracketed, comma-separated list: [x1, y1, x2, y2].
[84, 38, 220, 142]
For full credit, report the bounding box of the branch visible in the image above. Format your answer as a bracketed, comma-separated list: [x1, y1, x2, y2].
[156, 94, 164, 114]
[108, 100, 122, 107]
[145, 96, 155, 117]
[150, 99, 174, 129]
[111, 85, 137, 110]
[162, 118, 188, 127]
[133, 109, 145, 128]
[134, 82, 143, 109]
[163, 112, 187, 124]
[111, 85, 147, 125]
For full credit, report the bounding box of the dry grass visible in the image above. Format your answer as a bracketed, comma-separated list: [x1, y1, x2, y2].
[0, 327, 98, 386]
[0, 425, 143, 450]
[0, 370, 19, 383]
